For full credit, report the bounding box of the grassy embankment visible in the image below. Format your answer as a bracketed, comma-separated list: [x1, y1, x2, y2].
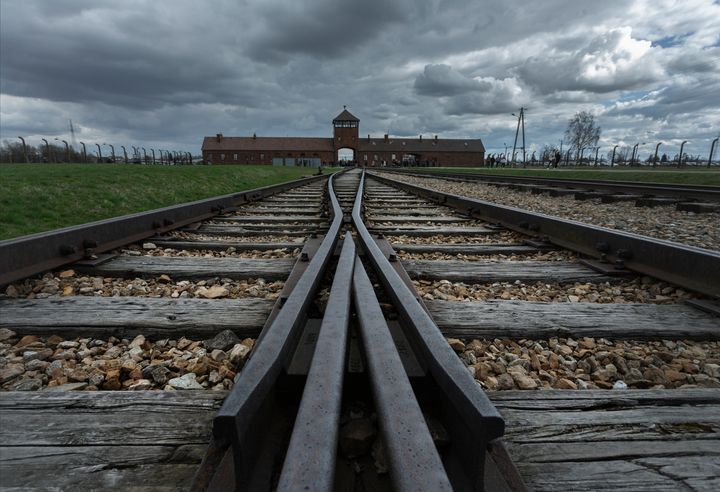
[0, 164, 337, 240]
[410, 167, 720, 185]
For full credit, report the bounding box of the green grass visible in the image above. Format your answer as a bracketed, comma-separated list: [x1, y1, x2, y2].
[408, 167, 720, 185]
[0, 164, 337, 240]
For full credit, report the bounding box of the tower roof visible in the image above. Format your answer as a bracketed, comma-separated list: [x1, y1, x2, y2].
[332, 107, 359, 122]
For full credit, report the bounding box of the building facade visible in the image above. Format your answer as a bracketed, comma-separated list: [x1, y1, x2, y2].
[201, 108, 485, 167]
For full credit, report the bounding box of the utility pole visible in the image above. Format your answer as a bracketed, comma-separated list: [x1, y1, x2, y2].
[511, 107, 526, 166]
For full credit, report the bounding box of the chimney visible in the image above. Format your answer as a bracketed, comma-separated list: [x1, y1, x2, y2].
[216, 133, 223, 142]
[384, 134, 389, 143]
[367, 134, 370, 141]
[419, 135, 422, 142]
[253, 133, 256, 140]
[434, 135, 438, 142]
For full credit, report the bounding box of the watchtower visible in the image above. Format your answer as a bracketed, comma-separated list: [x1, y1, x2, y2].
[332, 106, 359, 153]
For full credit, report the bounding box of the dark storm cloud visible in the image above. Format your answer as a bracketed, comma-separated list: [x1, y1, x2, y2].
[1, 0, 719, 154]
[246, 0, 410, 62]
[414, 64, 479, 96]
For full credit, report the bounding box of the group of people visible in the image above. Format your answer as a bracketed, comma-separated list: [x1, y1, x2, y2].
[485, 150, 563, 168]
[484, 154, 508, 167]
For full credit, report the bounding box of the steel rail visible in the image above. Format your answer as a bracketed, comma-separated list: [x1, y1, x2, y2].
[276, 232, 355, 491]
[0, 173, 333, 286]
[386, 169, 720, 202]
[352, 170, 505, 489]
[211, 172, 345, 490]
[352, 255, 453, 491]
[369, 171, 720, 298]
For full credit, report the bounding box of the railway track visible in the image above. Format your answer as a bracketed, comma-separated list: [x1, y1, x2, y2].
[1, 168, 720, 490]
[385, 168, 720, 210]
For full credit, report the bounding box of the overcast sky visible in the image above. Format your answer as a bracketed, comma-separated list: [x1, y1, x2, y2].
[1, 0, 719, 159]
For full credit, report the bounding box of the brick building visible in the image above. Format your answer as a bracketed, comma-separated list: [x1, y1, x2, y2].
[201, 108, 485, 167]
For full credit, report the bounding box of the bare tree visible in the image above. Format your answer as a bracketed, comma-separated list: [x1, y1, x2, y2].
[564, 111, 601, 160]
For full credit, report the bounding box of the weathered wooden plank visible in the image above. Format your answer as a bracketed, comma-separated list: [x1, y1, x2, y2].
[196, 225, 317, 237]
[365, 207, 453, 217]
[393, 243, 542, 255]
[368, 215, 471, 223]
[505, 440, 720, 463]
[369, 226, 496, 236]
[1, 443, 207, 466]
[514, 460, 714, 492]
[0, 391, 226, 491]
[152, 240, 302, 252]
[240, 205, 321, 211]
[427, 299, 720, 340]
[0, 297, 273, 338]
[489, 388, 720, 404]
[0, 391, 225, 446]
[485, 389, 720, 491]
[213, 216, 324, 223]
[81, 256, 295, 280]
[1, 463, 202, 491]
[203, 222, 325, 231]
[405, 260, 614, 283]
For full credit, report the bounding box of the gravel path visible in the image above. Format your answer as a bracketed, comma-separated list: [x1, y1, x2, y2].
[0, 329, 254, 391]
[449, 337, 720, 390]
[380, 173, 720, 251]
[415, 278, 696, 303]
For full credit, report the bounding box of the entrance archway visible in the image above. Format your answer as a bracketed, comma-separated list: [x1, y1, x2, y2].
[337, 147, 355, 164]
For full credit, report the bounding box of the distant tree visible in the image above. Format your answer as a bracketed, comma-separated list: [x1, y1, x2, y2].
[564, 111, 601, 160]
[661, 153, 668, 162]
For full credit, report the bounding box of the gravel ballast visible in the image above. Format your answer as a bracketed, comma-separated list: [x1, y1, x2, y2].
[381, 173, 720, 251]
[4, 270, 284, 300]
[449, 337, 720, 390]
[415, 278, 697, 303]
[0, 330, 255, 392]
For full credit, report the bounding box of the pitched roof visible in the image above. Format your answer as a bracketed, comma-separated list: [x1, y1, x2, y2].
[202, 136, 334, 152]
[358, 137, 485, 153]
[332, 108, 359, 122]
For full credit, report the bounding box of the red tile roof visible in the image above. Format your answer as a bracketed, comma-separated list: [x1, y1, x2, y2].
[202, 136, 334, 152]
[358, 137, 484, 153]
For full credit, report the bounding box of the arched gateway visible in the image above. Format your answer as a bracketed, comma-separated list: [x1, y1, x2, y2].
[201, 108, 485, 167]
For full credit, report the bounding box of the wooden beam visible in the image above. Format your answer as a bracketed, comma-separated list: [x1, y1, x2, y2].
[427, 299, 720, 340]
[0, 297, 274, 338]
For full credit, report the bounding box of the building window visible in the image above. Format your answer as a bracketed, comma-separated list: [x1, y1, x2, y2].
[364, 154, 368, 161]
[337, 136, 341, 140]
[391, 154, 396, 160]
[374, 154, 378, 160]
[220, 153, 225, 160]
[233, 153, 238, 160]
[260, 153, 265, 160]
